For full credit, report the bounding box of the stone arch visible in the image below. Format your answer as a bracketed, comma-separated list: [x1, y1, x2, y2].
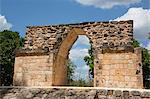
[14, 20, 143, 88]
[53, 28, 94, 85]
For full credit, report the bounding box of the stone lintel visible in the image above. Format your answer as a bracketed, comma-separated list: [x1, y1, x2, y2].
[15, 49, 49, 57]
[102, 46, 134, 54]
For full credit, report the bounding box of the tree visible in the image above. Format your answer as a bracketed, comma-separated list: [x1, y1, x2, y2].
[0, 30, 24, 86]
[67, 59, 76, 84]
[142, 32, 150, 89]
[0, 30, 20, 86]
[19, 37, 25, 48]
[132, 39, 140, 48]
[84, 42, 94, 79]
[142, 48, 150, 89]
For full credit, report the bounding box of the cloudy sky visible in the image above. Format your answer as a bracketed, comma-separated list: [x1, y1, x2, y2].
[0, 0, 150, 80]
[69, 35, 91, 80]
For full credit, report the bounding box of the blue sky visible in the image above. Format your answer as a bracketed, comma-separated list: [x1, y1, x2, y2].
[1, 0, 149, 36]
[0, 0, 150, 80]
[69, 35, 91, 80]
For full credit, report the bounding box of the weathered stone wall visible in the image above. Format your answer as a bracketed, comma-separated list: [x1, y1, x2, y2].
[13, 20, 143, 88]
[1, 87, 150, 99]
[24, 21, 133, 53]
[14, 53, 53, 86]
[95, 48, 143, 88]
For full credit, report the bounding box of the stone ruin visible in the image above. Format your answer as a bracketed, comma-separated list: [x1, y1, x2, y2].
[13, 20, 143, 88]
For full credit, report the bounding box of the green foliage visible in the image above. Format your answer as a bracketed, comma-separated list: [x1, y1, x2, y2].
[67, 59, 76, 84]
[0, 30, 20, 86]
[19, 37, 25, 48]
[142, 48, 150, 89]
[84, 42, 94, 79]
[0, 30, 24, 86]
[132, 39, 140, 48]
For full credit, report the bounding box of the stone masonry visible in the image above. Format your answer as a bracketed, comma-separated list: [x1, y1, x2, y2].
[13, 20, 143, 88]
[1, 87, 150, 99]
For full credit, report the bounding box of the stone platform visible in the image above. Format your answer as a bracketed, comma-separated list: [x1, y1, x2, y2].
[1, 87, 150, 99]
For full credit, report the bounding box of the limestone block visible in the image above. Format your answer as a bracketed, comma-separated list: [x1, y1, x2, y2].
[102, 65, 110, 70]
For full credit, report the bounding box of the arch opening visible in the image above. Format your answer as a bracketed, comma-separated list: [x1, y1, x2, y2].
[68, 35, 93, 87]
[53, 29, 94, 86]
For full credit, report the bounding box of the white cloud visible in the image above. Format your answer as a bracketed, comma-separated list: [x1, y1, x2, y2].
[114, 8, 150, 41]
[146, 42, 150, 50]
[0, 15, 12, 31]
[73, 35, 90, 47]
[69, 35, 91, 80]
[74, 0, 141, 9]
[69, 35, 90, 61]
[69, 48, 89, 61]
[73, 65, 89, 80]
[76, 65, 89, 71]
[140, 42, 150, 50]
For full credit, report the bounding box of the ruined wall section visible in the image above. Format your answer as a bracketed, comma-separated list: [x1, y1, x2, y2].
[13, 20, 142, 88]
[95, 48, 143, 88]
[24, 20, 133, 56]
[22, 20, 133, 86]
[13, 54, 53, 86]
